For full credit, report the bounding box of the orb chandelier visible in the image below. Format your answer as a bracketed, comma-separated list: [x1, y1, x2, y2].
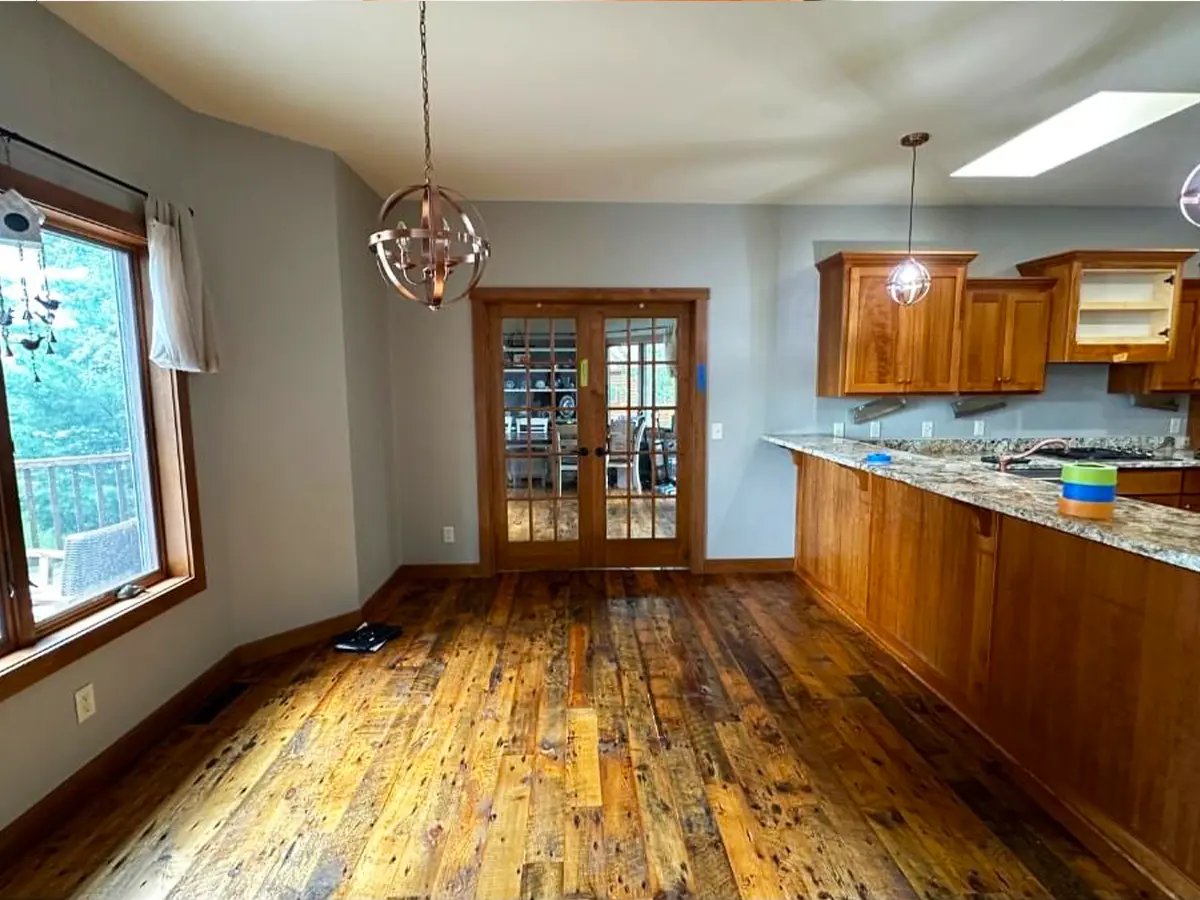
[368, 1, 489, 311]
[887, 132, 933, 307]
[1181, 161, 1200, 229]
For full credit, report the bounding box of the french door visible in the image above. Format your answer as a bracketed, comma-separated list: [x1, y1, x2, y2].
[473, 290, 704, 572]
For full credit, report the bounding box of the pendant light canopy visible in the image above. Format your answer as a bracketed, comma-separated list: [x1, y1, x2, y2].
[887, 132, 932, 307]
[1182, 161, 1200, 229]
[369, 2, 490, 311]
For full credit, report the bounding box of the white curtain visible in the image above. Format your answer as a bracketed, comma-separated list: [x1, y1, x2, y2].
[144, 197, 219, 373]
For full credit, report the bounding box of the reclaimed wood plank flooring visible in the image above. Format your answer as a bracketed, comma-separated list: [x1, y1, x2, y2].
[0, 573, 1146, 900]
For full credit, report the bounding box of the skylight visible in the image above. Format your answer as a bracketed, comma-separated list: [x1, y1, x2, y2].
[951, 91, 1200, 178]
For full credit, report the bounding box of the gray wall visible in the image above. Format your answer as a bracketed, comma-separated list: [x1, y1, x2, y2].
[336, 159, 400, 598]
[188, 117, 364, 645]
[390, 202, 1200, 565]
[0, 3, 398, 830]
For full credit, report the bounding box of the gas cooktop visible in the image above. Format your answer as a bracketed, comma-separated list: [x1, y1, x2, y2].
[1037, 447, 1155, 462]
[980, 446, 1155, 466]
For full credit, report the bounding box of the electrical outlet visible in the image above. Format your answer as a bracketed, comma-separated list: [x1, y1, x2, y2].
[832, 422, 845, 438]
[869, 421, 882, 439]
[442, 526, 455, 544]
[921, 421, 934, 438]
[74, 683, 96, 724]
[973, 420, 986, 437]
[711, 423, 723, 441]
[1170, 418, 1182, 435]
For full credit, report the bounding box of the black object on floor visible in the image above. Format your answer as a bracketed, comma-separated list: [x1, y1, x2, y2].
[333, 622, 402, 653]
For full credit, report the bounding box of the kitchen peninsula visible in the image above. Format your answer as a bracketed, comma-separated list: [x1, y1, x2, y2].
[767, 433, 1200, 899]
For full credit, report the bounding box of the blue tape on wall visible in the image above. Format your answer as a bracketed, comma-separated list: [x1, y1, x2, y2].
[697, 363, 706, 392]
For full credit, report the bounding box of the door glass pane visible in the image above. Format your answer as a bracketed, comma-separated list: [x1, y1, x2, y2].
[507, 501, 530, 543]
[607, 498, 628, 540]
[604, 316, 678, 543]
[630, 498, 653, 540]
[0, 230, 159, 623]
[502, 317, 577, 545]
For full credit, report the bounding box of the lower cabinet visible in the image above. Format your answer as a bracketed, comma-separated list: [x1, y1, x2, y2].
[864, 477, 996, 707]
[792, 453, 1200, 898]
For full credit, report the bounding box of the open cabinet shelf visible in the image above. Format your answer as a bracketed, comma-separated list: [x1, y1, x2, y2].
[1017, 250, 1196, 363]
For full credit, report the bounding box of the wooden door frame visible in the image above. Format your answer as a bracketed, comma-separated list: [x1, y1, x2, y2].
[471, 287, 709, 575]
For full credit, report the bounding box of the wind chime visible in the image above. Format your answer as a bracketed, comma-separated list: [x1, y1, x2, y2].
[0, 136, 58, 383]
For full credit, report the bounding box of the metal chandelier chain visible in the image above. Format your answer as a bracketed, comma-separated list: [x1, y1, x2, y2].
[419, 1, 433, 186]
[906, 142, 916, 256]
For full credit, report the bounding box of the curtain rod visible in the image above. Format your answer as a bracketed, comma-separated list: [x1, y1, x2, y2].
[0, 125, 149, 199]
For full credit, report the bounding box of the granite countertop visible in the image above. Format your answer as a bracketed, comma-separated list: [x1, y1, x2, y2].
[764, 433, 1200, 574]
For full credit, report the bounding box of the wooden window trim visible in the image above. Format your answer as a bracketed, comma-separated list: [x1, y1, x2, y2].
[0, 165, 205, 705]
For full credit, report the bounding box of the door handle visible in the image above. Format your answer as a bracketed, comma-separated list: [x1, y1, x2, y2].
[595, 447, 608, 457]
[578, 447, 589, 457]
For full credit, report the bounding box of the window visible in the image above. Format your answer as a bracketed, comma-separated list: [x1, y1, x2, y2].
[0, 165, 203, 688]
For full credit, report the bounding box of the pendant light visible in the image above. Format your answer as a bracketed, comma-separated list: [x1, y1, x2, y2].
[1181, 160, 1200, 228]
[369, 1, 490, 311]
[887, 132, 932, 307]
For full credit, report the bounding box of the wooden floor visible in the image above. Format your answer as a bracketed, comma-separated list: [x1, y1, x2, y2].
[0, 573, 1145, 900]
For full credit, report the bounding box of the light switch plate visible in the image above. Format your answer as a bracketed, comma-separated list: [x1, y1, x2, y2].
[869, 421, 882, 438]
[442, 526, 455, 544]
[1170, 418, 1182, 435]
[74, 683, 96, 724]
[711, 423, 723, 441]
[921, 421, 934, 438]
[973, 420, 986, 437]
[832, 422, 845, 438]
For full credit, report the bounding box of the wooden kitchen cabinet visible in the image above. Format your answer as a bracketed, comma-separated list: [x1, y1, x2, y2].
[959, 278, 1055, 392]
[1108, 280, 1200, 393]
[1017, 249, 1195, 363]
[817, 251, 977, 396]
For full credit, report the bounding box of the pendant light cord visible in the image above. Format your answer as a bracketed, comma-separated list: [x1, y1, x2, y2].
[907, 141, 917, 256]
[419, 1, 433, 186]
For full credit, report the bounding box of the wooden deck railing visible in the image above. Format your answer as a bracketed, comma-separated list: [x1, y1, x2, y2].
[15, 451, 135, 551]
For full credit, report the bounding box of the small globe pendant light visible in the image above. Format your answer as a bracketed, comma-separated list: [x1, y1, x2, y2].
[887, 132, 933, 307]
[369, 1, 490, 310]
[1181, 160, 1200, 229]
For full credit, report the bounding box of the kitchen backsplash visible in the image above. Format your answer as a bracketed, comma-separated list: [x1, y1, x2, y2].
[812, 364, 1187, 441]
[871, 434, 1191, 458]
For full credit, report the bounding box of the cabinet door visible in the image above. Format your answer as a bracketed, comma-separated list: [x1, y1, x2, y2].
[1003, 292, 1051, 392]
[906, 274, 962, 392]
[1147, 296, 1198, 392]
[959, 289, 1006, 392]
[844, 271, 906, 394]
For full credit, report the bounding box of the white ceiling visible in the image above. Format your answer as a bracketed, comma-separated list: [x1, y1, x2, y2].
[44, 1, 1200, 207]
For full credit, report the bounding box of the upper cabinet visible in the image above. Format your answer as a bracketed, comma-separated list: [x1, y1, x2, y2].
[959, 278, 1055, 393]
[817, 251, 976, 396]
[1108, 279, 1200, 394]
[1016, 250, 1196, 363]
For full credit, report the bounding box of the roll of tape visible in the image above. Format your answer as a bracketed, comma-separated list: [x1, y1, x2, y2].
[1060, 462, 1118, 487]
[1057, 495, 1114, 520]
[1061, 482, 1118, 503]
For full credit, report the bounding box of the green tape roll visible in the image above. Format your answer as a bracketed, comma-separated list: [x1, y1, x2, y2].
[1060, 462, 1118, 486]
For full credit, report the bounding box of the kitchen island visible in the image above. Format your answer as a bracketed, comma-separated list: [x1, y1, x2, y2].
[767, 434, 1200, 900]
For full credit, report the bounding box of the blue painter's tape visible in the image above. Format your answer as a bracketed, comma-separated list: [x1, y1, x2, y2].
[697, 363, 706, 392]
[1061, 482, 1117, 503]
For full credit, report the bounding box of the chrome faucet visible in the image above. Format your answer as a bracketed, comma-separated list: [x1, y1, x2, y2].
[997, 438, 1069, 472]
